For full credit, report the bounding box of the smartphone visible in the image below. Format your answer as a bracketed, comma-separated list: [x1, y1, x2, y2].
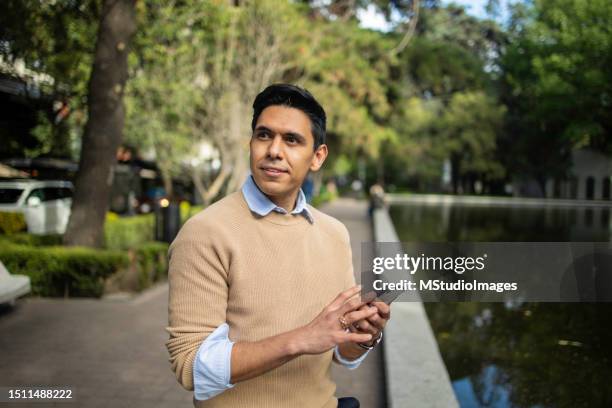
[364, 287, 403, 305]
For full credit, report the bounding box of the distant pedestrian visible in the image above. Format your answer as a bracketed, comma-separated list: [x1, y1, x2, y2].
[368, 183, 386, 217]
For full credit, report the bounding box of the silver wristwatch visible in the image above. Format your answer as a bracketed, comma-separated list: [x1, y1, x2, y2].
[358, 331, 383, 350]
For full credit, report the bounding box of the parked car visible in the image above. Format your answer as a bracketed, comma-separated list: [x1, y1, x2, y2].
[0, 180, 74, 235]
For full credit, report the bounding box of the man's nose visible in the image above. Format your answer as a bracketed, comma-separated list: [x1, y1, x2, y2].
[266, 134, 284, 159]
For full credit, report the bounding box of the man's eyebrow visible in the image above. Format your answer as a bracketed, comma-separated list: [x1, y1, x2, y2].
[254, 125, 273, 133]
[284, 131, 306, 142]
[254, 126, 306, 142]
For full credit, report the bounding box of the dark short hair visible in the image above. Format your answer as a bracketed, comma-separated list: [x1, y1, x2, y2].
[251, 84, 327, 150]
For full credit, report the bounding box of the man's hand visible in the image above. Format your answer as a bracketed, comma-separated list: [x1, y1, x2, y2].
[293, 285, 378, 355]
[230, 285, 379, 384]
[350, 301, 391, 346]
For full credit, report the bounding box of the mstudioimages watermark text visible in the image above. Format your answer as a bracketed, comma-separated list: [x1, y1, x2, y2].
[371, 253, 518, 295]
[372, 278, 518, 293]
[361, 242, 612, 302]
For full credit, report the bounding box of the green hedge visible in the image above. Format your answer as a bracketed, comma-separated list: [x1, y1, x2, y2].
[312, 189, 338, 207]
[0, 233, 62, 246]
[1, 213, 165, 250]
[0, 241, 169, 297]
[0, 208, 179, 297]
[104, 212, 154, 250]
[133, 241, 169, 290]
[1, 201, 201, 246]
[0, 243, 128, 297]
[104, 202, 202, 251]
[0, 211, 27, 234]
[181, 202, 204, 224]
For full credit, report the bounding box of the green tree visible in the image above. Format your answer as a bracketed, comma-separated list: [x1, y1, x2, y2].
[63, 0, 137, 248]
[440, 91, 506, 193]
[125, 0, 311, 204]
[124, 0, 202, 199]
[381, 4, 506, 192]
[501, 0, 612, 188]
[0, 0, 101, 159]
[303, 19, 396, 161]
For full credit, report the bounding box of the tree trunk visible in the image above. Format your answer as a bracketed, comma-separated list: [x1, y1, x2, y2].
[389, 0, 420, 56]
[226, 151, 249, 194]
[191, 166, 207, 205]
[63, 0, 137, 248]
[192, 165, 231, 206]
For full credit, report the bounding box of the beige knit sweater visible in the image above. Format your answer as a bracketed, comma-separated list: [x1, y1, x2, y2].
[165, 191, 356, 407]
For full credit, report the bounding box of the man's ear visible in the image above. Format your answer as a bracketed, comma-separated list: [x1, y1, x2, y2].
[310, 144, 328, 172]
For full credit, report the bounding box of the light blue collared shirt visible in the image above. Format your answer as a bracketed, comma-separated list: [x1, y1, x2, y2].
[240, 174, 314, 223]
[193, 176, 369, 401]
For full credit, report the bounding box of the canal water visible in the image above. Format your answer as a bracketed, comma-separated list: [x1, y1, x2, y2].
[389, 203, 612, 408]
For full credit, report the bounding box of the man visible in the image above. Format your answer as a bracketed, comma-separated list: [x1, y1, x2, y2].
[166, 84, 391, 408]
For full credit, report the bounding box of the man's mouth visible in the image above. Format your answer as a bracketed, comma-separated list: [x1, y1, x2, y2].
[260, 166, 288, 176]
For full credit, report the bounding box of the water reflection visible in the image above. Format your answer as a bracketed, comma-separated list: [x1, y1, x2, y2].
[426, 302, 612, 408]
[389, 204, 611, 242]
[389, 203, 612, 408]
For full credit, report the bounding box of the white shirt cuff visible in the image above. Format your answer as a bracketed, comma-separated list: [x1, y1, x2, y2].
[193, 323, 235, 400]
[334, 344, 370, 370]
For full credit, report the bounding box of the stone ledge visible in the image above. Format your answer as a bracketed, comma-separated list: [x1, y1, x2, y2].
[373, 207, 458, 408]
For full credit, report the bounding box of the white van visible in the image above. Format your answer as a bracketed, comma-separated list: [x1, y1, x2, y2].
[0, 180, 74, 235]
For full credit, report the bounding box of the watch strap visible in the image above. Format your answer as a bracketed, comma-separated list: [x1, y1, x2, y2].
[358, 331, 383, 350]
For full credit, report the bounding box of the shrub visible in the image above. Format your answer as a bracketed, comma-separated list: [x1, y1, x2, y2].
[133, 241, 169, 290]
[0, 243, 128, 297]
[0, 211, 176, 297]
[312, 189, 338, 207]
[104, 212, 154, 250]
[0, 233, 62, 246]
[180, 201, 191, 224]
[181, 202, 204, 224]
[0, 211, 27, 234]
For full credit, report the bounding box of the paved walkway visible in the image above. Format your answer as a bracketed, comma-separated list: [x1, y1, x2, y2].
[322, 198, 387, 408]
[0, 283, 189, 408]
[0, 198, 385, 408]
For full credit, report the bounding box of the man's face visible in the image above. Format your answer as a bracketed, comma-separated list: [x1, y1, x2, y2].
[250, 105, 327, 203]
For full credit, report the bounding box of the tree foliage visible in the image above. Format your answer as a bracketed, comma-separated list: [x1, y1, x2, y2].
[1, 0, 609, 198]
[501, 0, 612, 185]
[0, 0, 100, 158]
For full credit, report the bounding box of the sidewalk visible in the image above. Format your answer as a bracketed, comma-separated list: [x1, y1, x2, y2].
[321, 198, 387, 408]
[0, 283, 190, 408]
[0, 198, 385, 408]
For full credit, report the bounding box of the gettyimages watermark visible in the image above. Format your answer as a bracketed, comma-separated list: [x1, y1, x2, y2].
[360, 242, 612, 302]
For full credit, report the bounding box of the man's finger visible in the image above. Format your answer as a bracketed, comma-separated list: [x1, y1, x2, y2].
[343, 306, 378, 325]
[365, 314, 385, 331]
[342, 332, 373, 345]
[329, 285, 361, 310]
[371, 301, 391, 319]
[338, 297, 370, 316]
[353, 319, 378, 335]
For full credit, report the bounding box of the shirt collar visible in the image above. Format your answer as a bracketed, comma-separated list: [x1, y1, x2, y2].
[241, 175, 314, 224]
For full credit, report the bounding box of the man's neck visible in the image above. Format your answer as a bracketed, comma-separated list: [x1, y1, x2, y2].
[267, 190, 299, 213]
[249, 176, 300, 213]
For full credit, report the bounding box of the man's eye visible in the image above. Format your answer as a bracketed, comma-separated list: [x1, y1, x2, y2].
[286, 136, 298, 144]
[257, 132, 271, 139]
